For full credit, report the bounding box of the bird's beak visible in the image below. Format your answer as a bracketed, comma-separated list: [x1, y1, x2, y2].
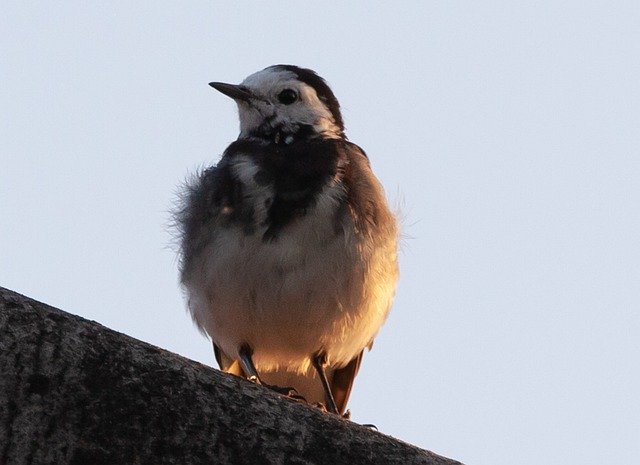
[209, 82, 252, 103]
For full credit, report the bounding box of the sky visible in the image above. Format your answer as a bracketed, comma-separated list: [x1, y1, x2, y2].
[1, 2, 639, 464]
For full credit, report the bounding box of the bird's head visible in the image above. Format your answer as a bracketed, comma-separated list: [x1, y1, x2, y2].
[210, 65, 345, 141]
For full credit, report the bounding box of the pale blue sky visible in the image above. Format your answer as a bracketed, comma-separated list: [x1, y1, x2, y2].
[1, 2, 639, 464]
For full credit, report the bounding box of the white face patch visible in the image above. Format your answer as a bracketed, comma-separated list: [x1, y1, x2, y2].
[235, 68, 341, 139]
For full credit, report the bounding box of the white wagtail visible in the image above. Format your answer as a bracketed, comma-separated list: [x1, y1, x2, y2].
[176, 65, 398, 416]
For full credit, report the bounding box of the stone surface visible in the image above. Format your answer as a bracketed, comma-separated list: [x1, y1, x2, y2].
[0, 287, 463, 465]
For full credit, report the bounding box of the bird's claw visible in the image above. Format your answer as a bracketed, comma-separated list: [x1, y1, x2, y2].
[264, 383, 307, 402]
[313, 403, 351, 419]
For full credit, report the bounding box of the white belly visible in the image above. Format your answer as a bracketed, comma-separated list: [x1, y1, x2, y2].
[183, 184, 397, 375]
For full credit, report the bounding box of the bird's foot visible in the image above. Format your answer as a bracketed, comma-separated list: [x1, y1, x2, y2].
[264, 383, 307, 402]
[313, 402, 328, 413]
[313, 403, 351, 419]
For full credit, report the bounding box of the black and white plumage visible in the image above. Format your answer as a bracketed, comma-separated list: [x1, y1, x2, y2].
[176, 65, 398, 415]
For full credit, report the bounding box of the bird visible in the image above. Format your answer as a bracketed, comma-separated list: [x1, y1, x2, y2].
[175, 65, 398, 416]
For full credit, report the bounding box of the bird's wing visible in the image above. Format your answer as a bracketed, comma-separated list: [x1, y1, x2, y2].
[213, 342, 245, 377]
[341, 141, 397, 235]
[330, 350, 365, 415]
[177, 154, 251, 281]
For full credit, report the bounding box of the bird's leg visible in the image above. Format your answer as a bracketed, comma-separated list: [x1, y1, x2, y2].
[238, 344, 306, 401]
[312, 352, 340, 415]
[238, 344, 262, 384]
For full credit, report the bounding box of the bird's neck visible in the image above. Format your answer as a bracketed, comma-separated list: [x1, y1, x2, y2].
[242, 122, 344, 146]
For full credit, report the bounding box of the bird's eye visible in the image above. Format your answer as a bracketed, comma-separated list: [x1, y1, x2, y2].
[277, 89, 298, 105]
